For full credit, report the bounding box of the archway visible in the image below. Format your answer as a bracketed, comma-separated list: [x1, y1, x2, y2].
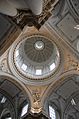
[0, 71, 31, 119]
[42, 71, 79, 119]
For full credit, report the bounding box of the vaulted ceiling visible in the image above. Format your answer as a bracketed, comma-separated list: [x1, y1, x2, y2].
[0, 0, 79, 119]
[0, 0, 79, 57]
[47, 0, 79, 56]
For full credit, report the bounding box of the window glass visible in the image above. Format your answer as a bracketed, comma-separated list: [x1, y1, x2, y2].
[49, 105, 56, 119]
[21, 64, 27, 71]
[1, 96, 6, 103]
[5, 117, 12, 119]
[15, 50, 19, 57]
[36, 69, 42, 75]
[21, 104, 28, 117]
[50, 63, 55, 71]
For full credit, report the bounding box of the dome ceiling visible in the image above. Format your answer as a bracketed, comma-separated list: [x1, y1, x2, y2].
[24, 36, 54, 63]
[13, 35, 60, 80]
[0, 0, 79, 118]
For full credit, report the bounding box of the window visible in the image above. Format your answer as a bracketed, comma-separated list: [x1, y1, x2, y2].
[21, 104, 28, 117]
[21, 64, 27, 71]
[15, 50, 19, 57]
[74, 25, 79, 30]
[36, 69, 42, 75]
[5, 117, 12, 119]
[1, 96, 6, 103]
[49, 105, 56, 119]
[71, 98, 76, 105]
[50, 63, 55, 71]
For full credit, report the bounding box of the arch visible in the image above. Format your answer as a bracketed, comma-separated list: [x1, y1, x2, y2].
[0, 88, 16, 119]
[0, 71, 32, 105]
[41, 70, 79, 105]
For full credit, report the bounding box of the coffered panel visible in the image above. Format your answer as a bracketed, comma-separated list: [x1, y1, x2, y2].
[57, 13, 79, 42]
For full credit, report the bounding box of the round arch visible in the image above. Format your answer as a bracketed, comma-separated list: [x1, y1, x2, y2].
[41, 70, 79, 105]
[0, 71, 32, 106]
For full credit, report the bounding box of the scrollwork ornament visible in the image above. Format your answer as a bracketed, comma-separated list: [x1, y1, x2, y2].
[65, 55, 79, 71]
[31, 89, 42, 113]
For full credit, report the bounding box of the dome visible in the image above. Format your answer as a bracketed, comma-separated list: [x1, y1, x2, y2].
[14, 35, 60, 79]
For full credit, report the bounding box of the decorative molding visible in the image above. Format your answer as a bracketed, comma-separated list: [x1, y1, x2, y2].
[66, 0, 79, 20]
[0, 58, 9, 73]
[64, 54, 79, 72]
[8, 27, 63, 85]
[31, 89, 41, 113]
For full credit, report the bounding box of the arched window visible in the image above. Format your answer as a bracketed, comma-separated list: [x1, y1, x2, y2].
[5, 117, 12, 119]
[49, 105, 56, 119]
[21, 104, 29, 117]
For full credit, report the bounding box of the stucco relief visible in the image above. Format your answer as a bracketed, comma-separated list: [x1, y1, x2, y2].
[31, 89, 42, 113]
[64, 54, 79, 72]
